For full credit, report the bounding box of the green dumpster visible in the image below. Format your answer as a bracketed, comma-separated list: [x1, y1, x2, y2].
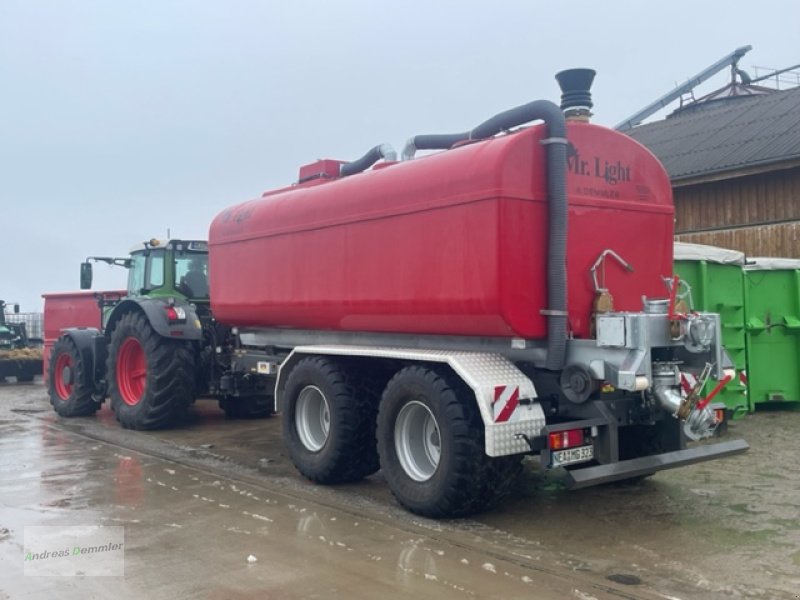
[743, 258, 800, 408]
[674, 242, 749, 416]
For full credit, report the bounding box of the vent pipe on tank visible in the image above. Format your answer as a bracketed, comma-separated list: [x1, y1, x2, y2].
[554, 68, 595, 121]
[340, 144, 397, 177]
[398, 86, 573, 370]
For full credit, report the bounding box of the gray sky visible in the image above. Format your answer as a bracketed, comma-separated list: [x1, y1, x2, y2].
[2, 0, 799, 311]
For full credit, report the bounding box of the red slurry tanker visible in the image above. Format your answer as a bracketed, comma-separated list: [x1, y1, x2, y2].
[47, 69, 747, 517]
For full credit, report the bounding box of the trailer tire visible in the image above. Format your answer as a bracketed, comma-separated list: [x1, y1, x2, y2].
[219, 396, 272, 419]
[377, 365, 499, 518]
[48, 337, 100, 417]
[108, 311, 195, 430]
[282, 357, 379, 484]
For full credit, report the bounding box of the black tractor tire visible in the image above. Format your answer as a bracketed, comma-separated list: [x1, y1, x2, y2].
[48, 337, 100, 417]
[282, 356, 379, 484]
[107, 311, 195, 430]
[219, 396, 273, 419]
[377, 365, 506, 518]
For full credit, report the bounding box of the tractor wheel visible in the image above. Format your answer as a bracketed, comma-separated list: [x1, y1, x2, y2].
[219, 396, 272, 419]
[107, 311, 195, 430]
[282, 357, 379, 484]
[48, 337, 100, 417]
[377, 366, 504, 518]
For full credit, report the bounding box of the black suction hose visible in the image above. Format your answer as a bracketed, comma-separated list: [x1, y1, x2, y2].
[401, 100, 569, 370]
[340, 144, 397, 177]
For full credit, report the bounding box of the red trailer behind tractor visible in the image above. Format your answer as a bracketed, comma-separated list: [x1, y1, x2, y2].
[46, 69, 747, 517]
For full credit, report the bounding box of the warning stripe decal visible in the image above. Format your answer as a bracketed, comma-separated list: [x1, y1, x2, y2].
[680, 372, 695, 396]
[493, 385, 520, 422]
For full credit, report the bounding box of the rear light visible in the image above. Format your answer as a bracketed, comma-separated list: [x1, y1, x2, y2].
[166, 306, 186, 323]
[549, 428, 586, 450]
[714, 408, 725, 424]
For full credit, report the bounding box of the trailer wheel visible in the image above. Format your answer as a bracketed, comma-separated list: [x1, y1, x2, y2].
[377, 366, 501, 518]
[48, 337, 100, 417]
[219, 396, 272, 419]
[282, 357, 379, 484]
[107, 311, 195, 430]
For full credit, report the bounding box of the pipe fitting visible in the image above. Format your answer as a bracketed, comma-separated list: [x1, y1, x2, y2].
[683, 406, 717, 441]
[652, 363, 717, 440]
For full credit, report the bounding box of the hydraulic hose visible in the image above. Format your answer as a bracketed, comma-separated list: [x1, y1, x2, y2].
[340, 144, 397, 177]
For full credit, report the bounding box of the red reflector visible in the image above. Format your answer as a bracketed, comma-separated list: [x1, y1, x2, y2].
[165, 306, 186, 322]
[549, 428, 585, 450]
[714, 408, 725, 424]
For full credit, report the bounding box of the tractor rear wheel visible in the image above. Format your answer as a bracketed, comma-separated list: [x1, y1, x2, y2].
[48, 337, 100, 417]
[108, 311, 195, 430]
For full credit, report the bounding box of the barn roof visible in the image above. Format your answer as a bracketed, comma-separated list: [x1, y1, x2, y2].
[626, 86, 800, 182]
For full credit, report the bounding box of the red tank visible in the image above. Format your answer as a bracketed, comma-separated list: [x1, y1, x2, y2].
[208, 121, 673, 339]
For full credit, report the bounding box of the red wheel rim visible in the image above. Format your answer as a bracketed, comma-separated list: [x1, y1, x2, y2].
[53, 352, 74, 400]
[117, 337, 146, 406]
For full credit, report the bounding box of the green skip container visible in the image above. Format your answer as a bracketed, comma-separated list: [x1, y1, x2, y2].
[743, 258, 800, 408]
[674, 242, 749, 416]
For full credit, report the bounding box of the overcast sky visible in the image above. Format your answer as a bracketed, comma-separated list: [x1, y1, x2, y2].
[2, 0, 799, 312]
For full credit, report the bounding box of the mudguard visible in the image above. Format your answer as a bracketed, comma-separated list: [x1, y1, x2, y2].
[60, 328, 105, 388]
[105, 298, 204, 341]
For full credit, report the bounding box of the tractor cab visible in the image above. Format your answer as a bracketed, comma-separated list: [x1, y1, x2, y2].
[127, 240, 210, 302]
[81, 239, 210, 303]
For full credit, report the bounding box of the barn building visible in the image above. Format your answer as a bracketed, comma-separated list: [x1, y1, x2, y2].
[627, 82, 800, 257]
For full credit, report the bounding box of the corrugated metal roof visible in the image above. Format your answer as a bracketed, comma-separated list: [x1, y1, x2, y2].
[626, 86, 800, 181]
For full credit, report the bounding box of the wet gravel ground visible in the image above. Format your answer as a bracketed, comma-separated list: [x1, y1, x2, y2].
[1, 380, 798, 599]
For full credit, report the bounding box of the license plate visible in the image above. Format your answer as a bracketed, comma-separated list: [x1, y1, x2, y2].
[551, 445, 594, 467]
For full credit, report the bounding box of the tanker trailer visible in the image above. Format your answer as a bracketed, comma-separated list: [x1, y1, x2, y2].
[209, 68, 748, 517]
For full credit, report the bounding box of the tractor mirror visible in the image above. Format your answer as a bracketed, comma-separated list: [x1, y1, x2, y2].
[13, 304, 19, 314]
[80, 262, 93, 290]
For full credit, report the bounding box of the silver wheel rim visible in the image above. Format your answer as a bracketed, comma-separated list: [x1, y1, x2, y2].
[395, 401, 441, 482]
[295, 385, 330, 452]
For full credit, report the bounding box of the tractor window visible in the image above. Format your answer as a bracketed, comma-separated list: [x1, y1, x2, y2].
[128, 254, 146, 295]
[147, 252, 165, 289]
[175, 252, 209, 299]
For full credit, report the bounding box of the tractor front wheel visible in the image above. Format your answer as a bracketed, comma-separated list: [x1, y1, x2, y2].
[48, 337, 100, 417]
[108, 311, 195, 430]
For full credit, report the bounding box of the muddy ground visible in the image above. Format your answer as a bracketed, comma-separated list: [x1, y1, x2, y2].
[0, 380, 798, 599]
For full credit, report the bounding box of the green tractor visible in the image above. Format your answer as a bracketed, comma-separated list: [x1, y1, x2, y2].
[0, 301, 23, 347]
[47, 239, 271, 428]
[0, 301, 43, 383]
